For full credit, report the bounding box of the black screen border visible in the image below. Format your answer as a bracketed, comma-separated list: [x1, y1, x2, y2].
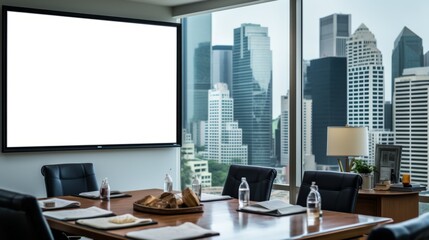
[1, 5, 182, 152]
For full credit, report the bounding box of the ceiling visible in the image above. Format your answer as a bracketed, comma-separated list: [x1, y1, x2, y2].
[128, 0, 208, 7]
[126, 0, 274, 17]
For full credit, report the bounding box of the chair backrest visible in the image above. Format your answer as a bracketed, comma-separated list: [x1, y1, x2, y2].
[221, 164, 277, 201]
[0, 188, 54, 240]
[296, 170, 362, 213]
[367, 212, 429, 240]
[41, 163, 98, 197]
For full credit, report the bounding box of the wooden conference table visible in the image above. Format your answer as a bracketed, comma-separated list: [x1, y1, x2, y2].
[46, 189, 392, 240]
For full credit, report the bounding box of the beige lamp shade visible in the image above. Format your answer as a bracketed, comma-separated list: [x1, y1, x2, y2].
[326, 126, 369, 157]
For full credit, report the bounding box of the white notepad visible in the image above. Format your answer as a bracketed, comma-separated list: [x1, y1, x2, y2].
[38, 198, 80, 210]
[77, 214, 154, 230]
[239, 199, 306, 216]
[43, 206, 114, 221]
[126, 222, 219, 240]
[200, 193, 232, 202]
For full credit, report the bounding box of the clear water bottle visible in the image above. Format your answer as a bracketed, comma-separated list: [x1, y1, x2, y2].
[238, 177, 250, 209]
[191, 175, 202, 199]
[99, 177, 110, 201]
[306, 181, 321, 219]
[313, 182, 322, 217]
[164, 173, 173, 192]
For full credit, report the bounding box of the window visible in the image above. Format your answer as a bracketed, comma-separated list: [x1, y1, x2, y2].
[181, 0, 290, 201]
[303, 0, 429, 192]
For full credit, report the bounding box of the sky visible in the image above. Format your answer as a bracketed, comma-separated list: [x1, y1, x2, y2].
[212, 0, 429, 117]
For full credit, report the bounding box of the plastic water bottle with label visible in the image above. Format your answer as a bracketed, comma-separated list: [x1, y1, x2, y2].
[306, 181, 321, 219]
[238, 177, 250, 209]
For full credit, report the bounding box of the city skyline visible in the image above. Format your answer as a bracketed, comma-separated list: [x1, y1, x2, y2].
[212, 0, 429, 111]
[304, 0, 429, 101]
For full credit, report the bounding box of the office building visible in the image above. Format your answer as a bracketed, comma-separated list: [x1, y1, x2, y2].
[232, 23, 272, 166]
[367, 131, 394, 166]
[182, 14, 212, 143]
[384, 101, 392, 131]
[319, 13, 351, 58]
[280, 95, 289, 166]
[212, 45, 233, 91]
[303, 98, 316, 171]
[185, 160, 212, 187]
[392, 26, 423, 98]
[307, 57, 347, 165]
[191, 121, 206, 147]
[181, 130, 196, 160]
[394, 67, 429, 186]
[272, 117, 281, 166]
[193, 41, 212, 122]
[425, 51, 429, 66]
[203, 83, 248, 165]
[346, 24, 384, 130]
[303, 60, 311, 99]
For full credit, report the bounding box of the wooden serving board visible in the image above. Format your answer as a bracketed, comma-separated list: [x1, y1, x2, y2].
[133, 202, 203, 215]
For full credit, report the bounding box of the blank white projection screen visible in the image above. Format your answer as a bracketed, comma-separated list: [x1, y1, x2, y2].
[6, 11, 178, 148]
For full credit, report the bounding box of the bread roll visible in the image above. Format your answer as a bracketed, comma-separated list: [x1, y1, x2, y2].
[182, 187, 200, 207]
[148, 199, 169, 208]
[159, 192, 175, 201]
[138, 195, 157, 206]
[168, 197, 178, 208]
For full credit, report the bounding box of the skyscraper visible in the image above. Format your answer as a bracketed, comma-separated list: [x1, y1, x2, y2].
[280, 94, 289, 167]
[392, 26, 423, 98]
[182, 14, 212, 148]
[193, 41, 211, 123]
[307, 57, 347, 165]
[203, 83, 248, 165]
[346, 24, 384, 130]
[232, 23, 272, 166]
[212, 45, 233, 91]
[319, 14, 351, 58]
[394, 67, 429, 186]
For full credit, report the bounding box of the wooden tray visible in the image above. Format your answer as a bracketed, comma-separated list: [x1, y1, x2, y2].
[133, 202, 203, 215]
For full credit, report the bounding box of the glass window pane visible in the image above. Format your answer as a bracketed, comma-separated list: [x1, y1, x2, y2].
[181, 0, 289, 202]
[303, 0, 429, 188]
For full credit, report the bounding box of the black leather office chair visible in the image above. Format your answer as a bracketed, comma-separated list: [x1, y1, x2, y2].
[222, 164, 277, 201]
[367, 212, 429, 240]
[296, 170, 362, 213]
[41, 163, 98, 197]
[0, 188, 54, 240]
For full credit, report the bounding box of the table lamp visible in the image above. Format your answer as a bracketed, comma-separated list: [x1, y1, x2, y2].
[326, 126, 369, 172]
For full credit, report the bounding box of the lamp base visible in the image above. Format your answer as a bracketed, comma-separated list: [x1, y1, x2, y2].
[337, 157, 353, 172]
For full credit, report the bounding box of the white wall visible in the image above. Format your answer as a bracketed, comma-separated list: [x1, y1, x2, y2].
[0, 0, 180, 197]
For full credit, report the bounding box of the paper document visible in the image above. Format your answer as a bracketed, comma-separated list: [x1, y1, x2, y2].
[200, 193, 232, 202]
[78, 190, 129, 199]
[76, 214, 156, 230]
[126, 222, 219, 240]
[38, 198, 80, 210]
[43, 206, 114, 221]
[239, 199, 306, 216]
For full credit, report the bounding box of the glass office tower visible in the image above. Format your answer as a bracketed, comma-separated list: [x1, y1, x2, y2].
[232, 23, 273, 166]
[307, 57, 347, 165]
[319, 13, 351, 58]
[212, 45, 233, 91]
[182, 14, 212, 146]
[391, 26, 423, 98]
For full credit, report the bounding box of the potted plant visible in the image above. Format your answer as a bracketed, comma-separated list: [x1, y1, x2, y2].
[351, 159, 376, 190]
